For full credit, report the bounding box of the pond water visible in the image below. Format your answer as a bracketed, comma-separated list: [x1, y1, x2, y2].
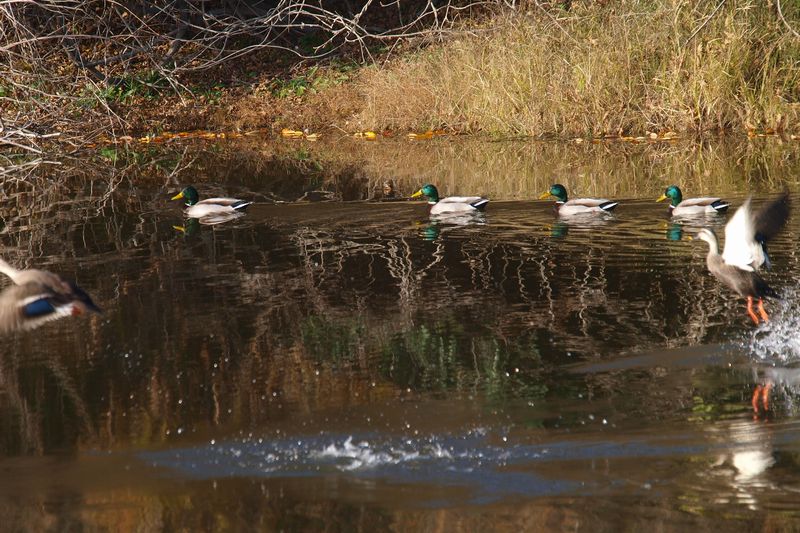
[2, 136, 800, 530]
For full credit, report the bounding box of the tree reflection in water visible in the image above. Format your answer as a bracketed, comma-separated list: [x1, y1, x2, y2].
[0, 138, 799, 529]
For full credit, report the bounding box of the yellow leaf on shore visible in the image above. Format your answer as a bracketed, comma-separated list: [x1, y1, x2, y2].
[281, 128, 305, 138]
[305, 133, 321, 141]
[408, 130, 434, 140]
[354, 131, 377, 140]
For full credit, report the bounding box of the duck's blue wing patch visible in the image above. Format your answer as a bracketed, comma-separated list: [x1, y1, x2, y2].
[22, 298, 56, 317]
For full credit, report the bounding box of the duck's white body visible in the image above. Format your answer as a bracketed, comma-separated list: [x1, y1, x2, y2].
[671, 197, 729, 216]
[556, 198, 618, 216]
[185, 198, 251, 219]
[429, 196, 489, 215]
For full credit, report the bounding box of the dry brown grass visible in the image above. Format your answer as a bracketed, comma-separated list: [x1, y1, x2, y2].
[353, 1, 800, 136]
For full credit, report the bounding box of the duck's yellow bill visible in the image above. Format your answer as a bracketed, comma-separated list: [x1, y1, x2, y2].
[538, 191, 552, 199]
[173, 225, 186, 233]
[685, 235, 693, 241]
[171, 191, 185, 201]
[411, 190, 423, 198]
[656, 194, 668, 202]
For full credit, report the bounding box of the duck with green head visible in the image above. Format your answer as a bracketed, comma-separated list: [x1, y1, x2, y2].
[411, 184, 489, 215]
[657, 185, 729, 216]
[538, 183, 619, 216]
[171, 185, 252, 221]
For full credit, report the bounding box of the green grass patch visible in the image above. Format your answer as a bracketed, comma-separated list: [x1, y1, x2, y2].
[270, 62, 357, 98]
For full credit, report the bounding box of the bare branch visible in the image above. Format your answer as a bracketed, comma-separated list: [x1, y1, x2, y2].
[775, 0, 800, 39]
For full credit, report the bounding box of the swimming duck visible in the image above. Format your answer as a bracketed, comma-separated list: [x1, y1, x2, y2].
[0, 258, 101, 332]
[693, 193, 789, 325]
[538, 184, 618, 216]
[171, 186, 252, 219]
[657, 185, 729, 216]
[411, 184, 489, 215]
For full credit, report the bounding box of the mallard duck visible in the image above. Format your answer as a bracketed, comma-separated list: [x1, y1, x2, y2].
[657, 185, 729, 216]
[411, 184, 489, 215]
[693, 193, 789, 325]
[538, 184, 618, 216]
[0, 282, 100, 333]
[171, 186, 252, 219]
[0, 258, 101, 332]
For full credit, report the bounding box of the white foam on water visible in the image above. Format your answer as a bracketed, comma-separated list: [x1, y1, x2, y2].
[312, 435, 453, 471]
[748, 289, 800, 363]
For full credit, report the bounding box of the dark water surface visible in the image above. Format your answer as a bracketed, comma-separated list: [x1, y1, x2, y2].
[3, 137, 800, 530]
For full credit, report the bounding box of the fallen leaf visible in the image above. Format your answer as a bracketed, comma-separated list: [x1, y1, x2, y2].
[408, 130, 434, 140]
[281, 128, 305, 138]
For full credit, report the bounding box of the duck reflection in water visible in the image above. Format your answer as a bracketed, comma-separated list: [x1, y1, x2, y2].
[751, 366, 800, 419]
[173, 217, 202, 237]
[665, 222, 683, 241]
[547, 213, 613, 238]
[0, 258, 101, 333]
[549, 221, 569, 238]
[180, 210, 246, 229]
[417, 212, 487, 241]
[709, 419, 776, 511]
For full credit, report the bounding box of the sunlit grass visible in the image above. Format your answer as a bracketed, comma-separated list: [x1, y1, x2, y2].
[356, 1, 800, 136]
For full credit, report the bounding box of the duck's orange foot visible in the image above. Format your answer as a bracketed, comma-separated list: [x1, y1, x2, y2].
[747, 297, 761, 325]
[757, 298, 769, 323]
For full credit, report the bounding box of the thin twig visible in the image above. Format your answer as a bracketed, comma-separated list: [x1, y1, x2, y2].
[684, 0, 726, 47]
[775, 0, 800, 39]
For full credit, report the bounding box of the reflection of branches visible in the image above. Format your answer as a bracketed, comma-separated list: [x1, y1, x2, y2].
[0, 345, 95, 455]
[2, 138, 800, 459]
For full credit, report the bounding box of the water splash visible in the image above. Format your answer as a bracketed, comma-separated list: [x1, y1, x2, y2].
[137, 422, 800, 506]
[748, 288, 800, 362]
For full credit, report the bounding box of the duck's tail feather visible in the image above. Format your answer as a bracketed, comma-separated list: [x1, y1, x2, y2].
[470, 198, 489, 211]
[711, 200, 730, 213]
[599, 201, 619, 212]
[756, 278, 780, 300]
[232, 201, 253, 211]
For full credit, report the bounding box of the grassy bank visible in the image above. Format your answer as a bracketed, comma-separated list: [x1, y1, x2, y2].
[3, 1, 800, 143]
[350, 1, 800, 136]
